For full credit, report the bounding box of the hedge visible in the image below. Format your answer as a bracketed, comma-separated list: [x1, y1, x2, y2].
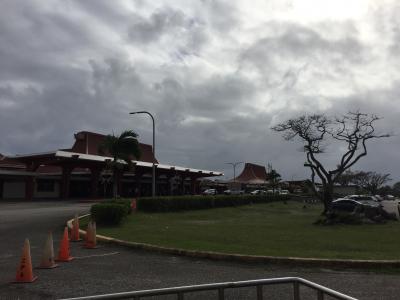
[136, 194, 290, 212]
[107, 199, 132, 214]
[91, 202, 129, 225]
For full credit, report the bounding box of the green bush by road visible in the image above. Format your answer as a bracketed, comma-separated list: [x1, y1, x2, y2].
[93, 201, 400, 260]
[91, 201, 129, 225]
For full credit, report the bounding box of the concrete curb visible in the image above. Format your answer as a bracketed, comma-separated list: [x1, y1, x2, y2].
[67, 215, 400, 269]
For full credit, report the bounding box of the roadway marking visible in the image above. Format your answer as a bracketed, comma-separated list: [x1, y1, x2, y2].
[74, 252, 119, 259]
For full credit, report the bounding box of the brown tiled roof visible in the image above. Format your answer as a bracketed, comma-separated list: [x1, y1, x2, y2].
[0, 155, 26, 170]
[70, 131, 158, 163]
[235, 163, 268, 183]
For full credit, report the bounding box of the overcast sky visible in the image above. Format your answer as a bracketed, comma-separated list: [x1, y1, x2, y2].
[1, 0, 399, 183]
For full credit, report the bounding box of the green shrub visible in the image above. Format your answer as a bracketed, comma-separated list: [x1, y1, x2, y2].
[108, 199, 132, 214]
[91, 202, 129, 225]
[136, 194, 290, 212]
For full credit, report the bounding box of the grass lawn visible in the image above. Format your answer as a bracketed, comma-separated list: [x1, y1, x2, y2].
[90, 201, 400, 260]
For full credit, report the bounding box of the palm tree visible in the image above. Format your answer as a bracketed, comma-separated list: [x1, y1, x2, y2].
[99, 130, 141, 199]
[269, 169, 281, 194]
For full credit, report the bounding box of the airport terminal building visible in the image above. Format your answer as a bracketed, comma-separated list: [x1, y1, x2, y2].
[0, 131, 223, 200]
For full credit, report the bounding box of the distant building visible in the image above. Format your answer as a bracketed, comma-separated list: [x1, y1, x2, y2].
[284, 180, 312, 193]
[0, 131, 223, 200]
[199, 163, 270, 192]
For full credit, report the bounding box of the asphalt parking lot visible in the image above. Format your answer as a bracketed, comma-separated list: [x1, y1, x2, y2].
[1, 201, 400, 299]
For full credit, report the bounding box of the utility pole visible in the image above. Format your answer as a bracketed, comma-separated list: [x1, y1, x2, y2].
[225, 162, 244, 183]
[130, 111, 156, 197]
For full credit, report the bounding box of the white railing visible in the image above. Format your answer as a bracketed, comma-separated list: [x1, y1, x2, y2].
[60, 277, 358, 300]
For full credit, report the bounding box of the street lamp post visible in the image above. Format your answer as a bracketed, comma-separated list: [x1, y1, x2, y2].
[130, 111, 156, 198]
[225, 162, 244, 183]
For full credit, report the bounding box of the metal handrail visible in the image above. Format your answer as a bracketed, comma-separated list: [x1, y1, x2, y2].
[60, 277, 358, 300]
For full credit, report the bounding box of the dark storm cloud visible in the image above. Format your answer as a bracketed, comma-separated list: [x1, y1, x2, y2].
[126, 6, 210, 59]
[186, 74, 255, 113]
[0, 0, 399, 183]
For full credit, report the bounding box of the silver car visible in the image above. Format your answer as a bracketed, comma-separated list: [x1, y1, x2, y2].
[202, 189, 217, 195]
[250, 190, 266, 195]
[330, 198, 381, 213]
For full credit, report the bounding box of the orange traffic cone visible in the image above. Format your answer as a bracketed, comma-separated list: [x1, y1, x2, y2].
[38, 232, 58, 269]
[56, 227, 73, 262]
[13, 239, 38, 283]
[70, 214, 82, 242]
[84, 221, 97, 249]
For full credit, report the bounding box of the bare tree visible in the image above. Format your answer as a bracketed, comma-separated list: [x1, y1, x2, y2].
[392, 182, 400, 196]
[352, 171, 391, 195]
[335, 169, 357, 187]
[337, 170, 391, 194]
[272, 111, 391, 214]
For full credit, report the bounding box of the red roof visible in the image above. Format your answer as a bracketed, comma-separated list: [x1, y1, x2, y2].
[0, 154, 26, 170]
[69, 131, 158, 163]
[235, 163, 268, 183]
[0, 131, 158, 173]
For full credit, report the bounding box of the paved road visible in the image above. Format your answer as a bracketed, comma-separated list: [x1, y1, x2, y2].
[0, 201, 399, 299]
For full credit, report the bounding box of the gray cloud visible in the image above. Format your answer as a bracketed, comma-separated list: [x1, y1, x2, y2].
[186, 74, 255, 114]
[128, 7, 187, 44]
[239, 22, 365, 86]
[199, 0, 240, 33]
[0, 0, 399, 184]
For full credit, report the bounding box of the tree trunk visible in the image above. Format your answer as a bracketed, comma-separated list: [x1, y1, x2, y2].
[113, 171, 118, 200]
[321, 182, 334, 215]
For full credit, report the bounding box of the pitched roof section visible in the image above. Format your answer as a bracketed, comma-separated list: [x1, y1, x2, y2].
[234, 163, 268, 184]
[70, 131, 158, 164]
[1, 131, 223, 177]
[0, 154, 26, 170]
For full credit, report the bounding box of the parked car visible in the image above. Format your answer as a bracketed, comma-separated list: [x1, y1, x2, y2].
[336, 195, 379, 202]
[250, 190, 266, 195]
[202, 189, 217, 195]
[383, 195, 396, 200]
[279, 190, 289, 195]
[330, 198, 381, 213]
[224, 189, 244, 195]
[380, 198, 400, 220]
